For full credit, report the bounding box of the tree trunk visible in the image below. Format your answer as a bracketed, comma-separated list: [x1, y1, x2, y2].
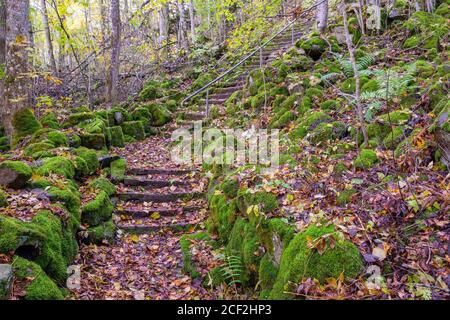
[188, 0, 195, 43]
[316, 0, 329, 33]
[0, 0, 6, 125]
[109, 0, 121, 104]
[40, 0, 57, 75]
[3, 0, 31, 141]
[100, 0, 110, 101]
[340, 3, 369, 148]
[177, 0, 188, 52]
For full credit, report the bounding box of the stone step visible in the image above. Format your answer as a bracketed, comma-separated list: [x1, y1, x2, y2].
[127, 168, 198, 176]
[115, 206, 201, 218]
[215, 85, 244, 93]
[116, 192, 204, 203]
[183, 112, 206, 121]
[117, 221, 198, 234]
[122, 177, 191, 187]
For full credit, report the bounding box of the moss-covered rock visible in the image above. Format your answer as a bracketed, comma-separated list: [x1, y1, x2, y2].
[270, 224, 363, 299]
[12, 109, 42, 143]
[121, 121, 145, 141]
[40, 112, 59, 129]
[354, 149, 379, 169]
[110, 158, 126, 181]
[23, 142, 55, 158]
[308, 121, 347, 144]
[82, 191, 113, 227]
[89, 177, 116, 196]
[80, 133, 106, 150]
[259, 253, 279, 299]
[289, 111, 332, 141]
[0, 189, 8, 207]
[106, 126, 125, 147]
[65, 112, 94, 127]
[73, 147, 100, 175]
[36, 156, 75, 179]
[140, 80, 163, 101]
[208, 194, 238, 241]
[299, 36, 327, 60]
[320, 99, 340, 110]
[382, 126, 406, 150]
[131, 107, 152, 122]
[12, 256, 64, 300]
[180, 232, 211, 278]
[84, 219, 116, 245]
[32, 130, 68, 147]
[0, 161, 33, 189]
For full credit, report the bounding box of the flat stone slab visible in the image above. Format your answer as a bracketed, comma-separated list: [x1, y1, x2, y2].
[127, 168, 198, 176]
[98, 155, 121, 168]
[114, 206, 202, 218]
[123, 177, 190, 187]
[117, 222, 198, 234]
[116, 192, 204, 203]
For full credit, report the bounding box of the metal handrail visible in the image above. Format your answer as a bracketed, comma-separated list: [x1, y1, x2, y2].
[181, 1, 326, 108]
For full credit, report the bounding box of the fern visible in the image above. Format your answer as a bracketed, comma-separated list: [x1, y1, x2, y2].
[337, 53, 376, 78]
[219, 254, 244, 286]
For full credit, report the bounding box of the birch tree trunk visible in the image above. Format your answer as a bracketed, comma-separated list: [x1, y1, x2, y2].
[188, 0, 195, 43]
[3, 0, 31, 141]
[40, 0, 57, 75]
[316, 0, 329, 33]
[109, 0, 121, 104]
[340, 3, 369, 148]
[177, 0, 188, 52]
[0, 0, 5, 125]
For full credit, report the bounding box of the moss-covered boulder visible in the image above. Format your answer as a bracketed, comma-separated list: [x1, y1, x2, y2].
[73, 147, 100, 175]
[139, 80, 162, 101]
[106, 126, 125, 147]
[84, 219, 116, 245]
[40, 112, 59, 129]
[146, 104, 173, 127]
[382, 126, 406, 150]
[299, 36, 327, 60]
[354, 149, 379, 169]
[32, 129, 68, 147]
[110, 158, 126, 181]
[207, 194, 238, 241]
[12, 109, 42, 143]
[270, 224, 363, 299]
[308, 121, 347, 144]
[403, 11, 448, 51]
[24, 142, 55, 158]
[36, 157, 75, 179]
[82, 191, 114, 227]
[12, 257, 64, 300]
[320, 99, 340, 110]
[289, 111, 332, 141]
[0, 161, 33, 189]
[121, 121, 145, 141]
[80, 133, 106, 150]
[65, 112, 94, 127]
[0, 189, 8, 207]
[89, 177, 116, 196]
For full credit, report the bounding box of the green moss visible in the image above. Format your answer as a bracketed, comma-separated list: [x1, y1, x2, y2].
[36, 156, 75, 179]
[12, 257, 64, 300]
[382, 126, 406, 149]
[270, 224, 363, 299]
[65, 112, 94, 127]
[85, 219, 116, 245]
[73, 156, 89, 177]
[80, 133, 106, 150]
[12, 108, 42, 144]
[259, 218, 295, 255]
[73, 147, 100, 175]
[131, 107, 152, 122]
[361, 79, 379, 92]
[308, 122, 346, 144]
[0, 161, 33, 189]
[139, 80, 162, 101]
[89, 177, 116, 196]
[378, 110, 410, 125]
[166, 100, 177, 112]
[181, 232, 211, 278]
[336, 189, 358, 205]
[305, 87, 323, 100]
[110, 158, 126, 181]
[259, 253, 279, 297]
[0, 189, 8, 207]
[208, 194, 238, 241]
[0, 215, 44, 254]
[320, 99, 340, 110]
[40, 112, 59, 129]
[299, 37, 327, 60]
[192, 74, 214, 91]
[270, 111, 295, 129]
[289, 111, 332, 140]
[354, 149, 379, 169]
[120, 121, 145, 140]
[82, 191, 113, 227]
[435, 2, 449, 17]
[221, 178, 239, 199]
[279, 94, 300, 111]
[24, 141, 55, 157]
[106, 126, 125, 147]
[47, 186, 81, 219]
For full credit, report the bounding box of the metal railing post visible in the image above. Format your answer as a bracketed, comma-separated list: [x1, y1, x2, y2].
[292, 24, 295, 45]
[206, 89, 210, 117]
[260, 47, 263, 68]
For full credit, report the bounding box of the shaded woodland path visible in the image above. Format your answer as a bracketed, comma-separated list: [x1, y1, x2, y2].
[70, 135, 218, 300]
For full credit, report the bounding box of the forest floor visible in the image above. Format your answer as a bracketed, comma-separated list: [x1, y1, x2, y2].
[70, 135, 219, 300]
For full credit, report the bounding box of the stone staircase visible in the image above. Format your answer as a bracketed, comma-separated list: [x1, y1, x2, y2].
[176, 27, 306, 125]
[113, 167, 207, 235]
